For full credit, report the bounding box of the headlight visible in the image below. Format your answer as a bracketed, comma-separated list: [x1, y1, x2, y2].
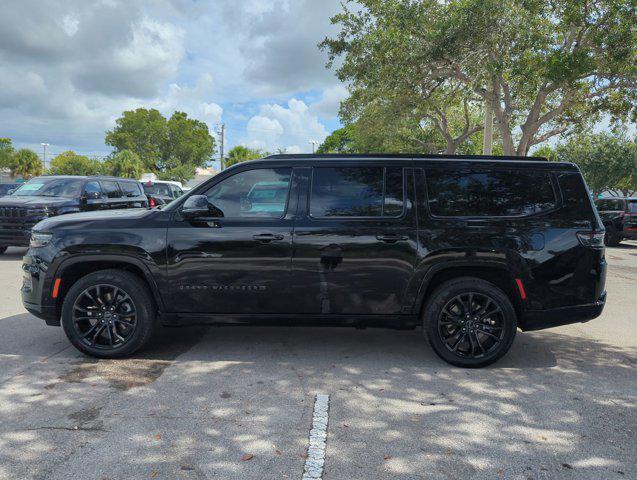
[30, 232, 53, 248]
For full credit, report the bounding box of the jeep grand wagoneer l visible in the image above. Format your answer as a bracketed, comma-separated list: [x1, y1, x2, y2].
[21, 154, 606, 367]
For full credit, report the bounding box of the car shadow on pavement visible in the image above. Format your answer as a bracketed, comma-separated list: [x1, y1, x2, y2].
[0, 313, 634, 479]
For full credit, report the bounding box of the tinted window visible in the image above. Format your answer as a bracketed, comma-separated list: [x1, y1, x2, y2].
[425, 168, 556, 217]
[119, 181, 142, 197]
[84, 181, 102, 195]
[628, 200, 637, 213]
[143, 183, 172, 196]
[171, 185, 184, 198]
[310, 167, 404, 217]
[100, 180, 122, 199]
[11, 177, 84, 198]
[0, 184, 17, 195]
[204, 168, 291, 218]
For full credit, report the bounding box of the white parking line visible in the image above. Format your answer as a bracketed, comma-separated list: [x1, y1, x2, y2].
[302, 393, 330, 480]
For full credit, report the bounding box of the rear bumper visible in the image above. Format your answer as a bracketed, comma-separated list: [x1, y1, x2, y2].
[519, 292, 606, 331]
[621, 228, 637, 240]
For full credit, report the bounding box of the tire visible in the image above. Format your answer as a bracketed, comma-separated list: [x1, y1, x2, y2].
[423, 277, 517, 368]
[604, 227, 621, 247]
[0, 246, 7, 255]
[61, 269, 156, 358]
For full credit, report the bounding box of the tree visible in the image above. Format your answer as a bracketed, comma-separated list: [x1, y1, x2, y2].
[105, 108, 215, 177]
[48, 151, 103, 176]
[9, 149, 42, 180]
[321, 0, 637, 156]
[157, 164, 197, 184]
[225, 146, 265, 167]
[0, 138, 14, 170]
[554, 133, 636, 197]
[317, 126, 356, 153]
[103, 150, 144, 179]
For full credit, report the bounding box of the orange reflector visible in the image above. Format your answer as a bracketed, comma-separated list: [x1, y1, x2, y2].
[515, 278, 526, 300]
[52, 278, 61, 298]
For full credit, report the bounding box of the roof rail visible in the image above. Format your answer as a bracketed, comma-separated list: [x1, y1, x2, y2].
[263, 153, 548, 162]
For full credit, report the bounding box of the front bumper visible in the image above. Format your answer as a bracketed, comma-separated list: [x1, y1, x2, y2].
[0, 226, 31, 246]
[21, 253, 59, 325]
[621, 228, 637, 240]
[519, 292, 606, 331]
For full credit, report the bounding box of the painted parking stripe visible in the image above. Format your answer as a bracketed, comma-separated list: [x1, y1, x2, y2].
[302, 393, 330, 480]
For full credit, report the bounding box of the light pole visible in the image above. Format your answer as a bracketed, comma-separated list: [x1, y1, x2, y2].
[40, 143, 49, 170]
[309, 140, 319, 153]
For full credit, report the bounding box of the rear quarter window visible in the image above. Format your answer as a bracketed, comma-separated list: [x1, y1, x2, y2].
[424, 168, 557, 217]
[118, 181, 142, 197]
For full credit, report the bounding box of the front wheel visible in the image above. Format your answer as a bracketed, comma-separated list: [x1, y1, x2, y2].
[61, 269, 156, 358]
[423, 277, 517, 368]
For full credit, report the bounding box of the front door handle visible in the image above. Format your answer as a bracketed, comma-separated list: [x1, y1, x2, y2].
[376, 234, 409, 243]
[253, 233, 284, 243]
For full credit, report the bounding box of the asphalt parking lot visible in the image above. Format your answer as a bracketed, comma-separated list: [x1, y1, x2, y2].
[0, 245, 635, 480]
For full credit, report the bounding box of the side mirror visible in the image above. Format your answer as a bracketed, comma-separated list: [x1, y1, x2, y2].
[181, 195, 224, 219]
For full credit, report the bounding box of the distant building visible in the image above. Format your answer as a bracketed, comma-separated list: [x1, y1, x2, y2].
[185, 166, 218, 189]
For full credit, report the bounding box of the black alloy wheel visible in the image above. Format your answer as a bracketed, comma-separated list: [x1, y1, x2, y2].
[437, 292, 505, 359]
[71, 284, 138, 350]
[61, 269, 156, 358]
[424, 277, 517, 368]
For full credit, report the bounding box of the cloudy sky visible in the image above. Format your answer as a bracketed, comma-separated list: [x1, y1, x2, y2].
[0, 0, 349, 166]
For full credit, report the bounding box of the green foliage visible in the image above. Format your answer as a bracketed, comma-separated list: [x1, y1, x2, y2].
[531, 145, 557, 161]
[48, 151, 103, 176]
[321, 0, 637, 155]
[554, 134, 636, 196]
[157, 164, 197, 184]
[105, 108, 215, 179]
[0, 138, 14, 170]
[103, 150, 144, 179]
[9, 149, 42, 180]
[225, 146, 265, 167]
[317, 126, 356, 153]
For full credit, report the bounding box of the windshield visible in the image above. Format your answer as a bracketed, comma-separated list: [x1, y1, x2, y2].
[0, 184, 17, 195]
[11, 177, 84, 198]
[143, 183, 172, 196]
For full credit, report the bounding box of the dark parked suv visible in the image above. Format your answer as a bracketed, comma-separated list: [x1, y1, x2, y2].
[594, 197, 637, 246]
[21, 155, 607, 367]
[0, 175, 148, 254]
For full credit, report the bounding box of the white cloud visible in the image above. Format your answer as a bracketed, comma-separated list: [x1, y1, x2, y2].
[309, 85, 349, 119]
[243, 98, 329, 153]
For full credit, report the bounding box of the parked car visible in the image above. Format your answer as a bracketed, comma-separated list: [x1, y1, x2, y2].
[0, 182, 19, 197]
[0, 175, 148, 254]
[594, 197, 637, 246]
[22, 154, 606, 367]
[141, 180, 184, 208]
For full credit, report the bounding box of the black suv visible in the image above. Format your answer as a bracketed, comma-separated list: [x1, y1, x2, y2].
[21, 155, 607, 367]
[594, 197, 637, 246]
[0, 175, 148, 253]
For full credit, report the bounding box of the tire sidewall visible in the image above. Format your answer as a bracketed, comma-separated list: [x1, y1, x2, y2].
[424, 278, 517, 368]
[61, 270, 155, 358]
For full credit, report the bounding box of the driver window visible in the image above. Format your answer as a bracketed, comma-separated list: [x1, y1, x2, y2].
[203, 168, 292, 219]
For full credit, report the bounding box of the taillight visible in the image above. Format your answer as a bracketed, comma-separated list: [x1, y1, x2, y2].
[149, 197, 156, 208]
[577, 231, 605, 249]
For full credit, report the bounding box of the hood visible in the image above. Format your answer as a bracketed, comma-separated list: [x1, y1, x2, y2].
[0, 196, 76, 208]
[35, 207, 155, 232]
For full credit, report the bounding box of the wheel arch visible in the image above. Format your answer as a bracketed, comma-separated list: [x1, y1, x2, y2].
[52, 254, 164, 318]
[415, 263, 523, 320]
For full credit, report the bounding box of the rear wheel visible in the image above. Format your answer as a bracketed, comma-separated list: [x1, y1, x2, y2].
[61, 269, 156, 358]
[0, 246, 7, 255]
[423, 277, 517, 368]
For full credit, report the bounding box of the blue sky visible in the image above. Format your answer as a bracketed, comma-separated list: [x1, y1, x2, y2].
[0, 0, 349, 169]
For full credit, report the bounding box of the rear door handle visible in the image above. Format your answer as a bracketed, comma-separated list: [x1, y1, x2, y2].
[253, 233, 284, 243]
[376, 234, 409, 243]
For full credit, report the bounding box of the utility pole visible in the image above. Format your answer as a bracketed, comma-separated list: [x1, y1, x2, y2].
[309, 140, 319, 153]
[40, 143, 49, 170]
[218, 124, 225, 170]
[482, 102, 493, 155]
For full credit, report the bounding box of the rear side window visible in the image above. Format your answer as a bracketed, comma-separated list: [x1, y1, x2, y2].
[595, 199, 624, 211]
[310, 166, 404, 218]
[100, 180, 122, 199]
[118, 181, 142, 197]
[628, 200, 637, 213]
[425, 168, 556, 217]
